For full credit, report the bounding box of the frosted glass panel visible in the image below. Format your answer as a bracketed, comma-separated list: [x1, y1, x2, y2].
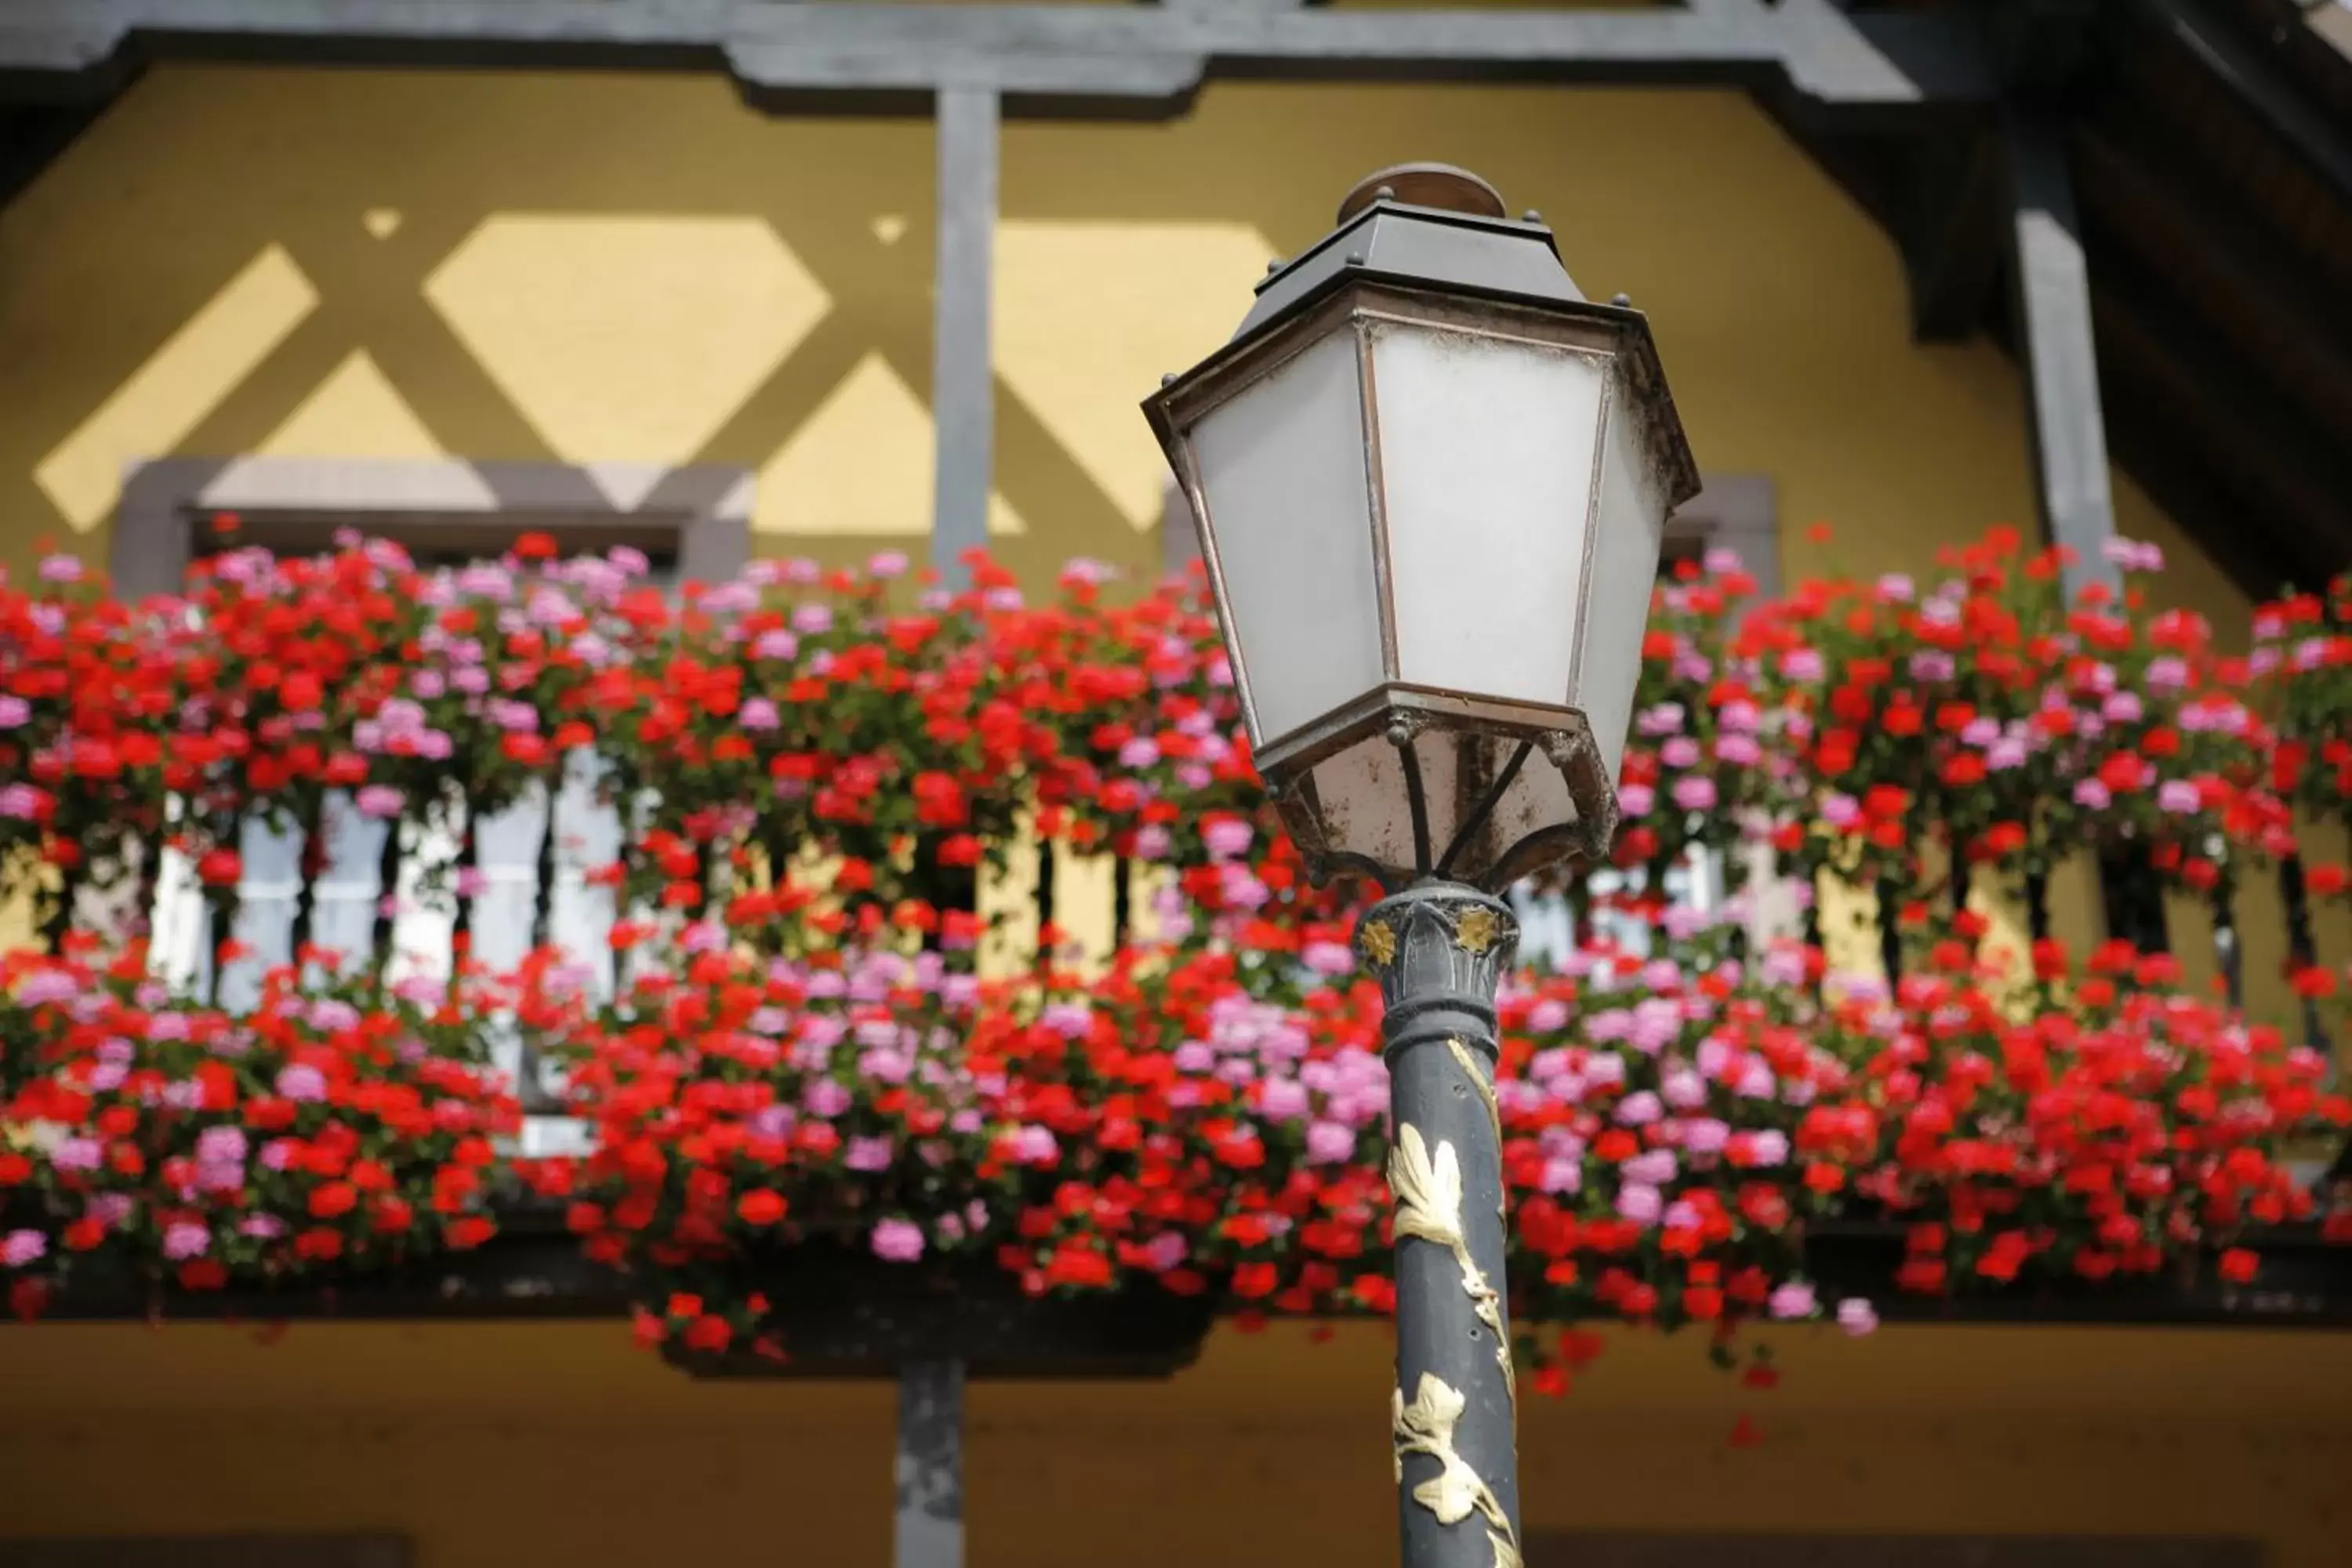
[1188, 331, 1383, 746]
[1576, 385, 1668, 785]
[1372, 322, 1608, 706]
[1304, 733, 1414, 872]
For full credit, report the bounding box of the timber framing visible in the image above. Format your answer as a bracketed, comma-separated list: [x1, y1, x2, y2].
[0, 2, 1991, 118]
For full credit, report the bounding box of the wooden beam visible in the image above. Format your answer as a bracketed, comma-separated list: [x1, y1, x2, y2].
[2089, 275, 2352, 593]
[2139, 0, 2352, 206]
[2103, 387, 2313, 603]
[0, 1, 1994, 117]
[1906, 127, 2006, 342]
[931, 85, 997, 589]
[2003, 114, 2121, 601]
[0, 102, 99, 208]
[2074, 122, 2352, 458]
[1528, 1534, 2260, 1568]
[895, 1360, 966, 1568]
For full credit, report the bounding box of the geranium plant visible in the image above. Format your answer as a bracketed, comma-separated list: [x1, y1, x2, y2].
[0, 526, 2342, 1384]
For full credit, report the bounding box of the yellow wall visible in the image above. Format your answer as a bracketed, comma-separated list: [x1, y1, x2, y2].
[1, 1319, 2348, 1566]
[0, 66, 2251, 619]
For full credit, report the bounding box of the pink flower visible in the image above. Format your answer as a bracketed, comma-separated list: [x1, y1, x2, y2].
[1203, 818, 1254, 862]
[1616, 1185, 1662, 1225]
[1671, 775, 1717, 811]
[1908, 650, 1956, 682]
[275, 1065, 328, 1102]
[163, 1222, 211, 1261]
[1837, 1298, 1880, 1336]
[1258, 1079, 1308, 1122]
[1301, 941, 1355, 977]
[1616, 1091, 1663, 1126]
[871, 1219, 925, 1262]
[1682, 1117, 1730, 1156]
[2, 1230, 45, 1269]
[1305, 1121, 1357, 1164]
[1622, 1149, 1677, 1185]
[1769, 1281, 1817, 1319]
[355, 785, 405, 819]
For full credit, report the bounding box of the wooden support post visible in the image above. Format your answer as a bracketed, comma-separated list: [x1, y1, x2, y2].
[2004, 113, 2118, 603]
[931, 86, 1000, 590]
[2005, 111, 2172, 951]
[895, 1359, 965, 1568]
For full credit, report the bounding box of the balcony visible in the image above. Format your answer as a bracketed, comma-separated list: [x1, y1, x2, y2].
[0, 528, 2348, 1379]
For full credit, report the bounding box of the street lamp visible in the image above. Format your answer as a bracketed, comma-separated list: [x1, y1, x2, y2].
[1143, 164, 1697, 1568]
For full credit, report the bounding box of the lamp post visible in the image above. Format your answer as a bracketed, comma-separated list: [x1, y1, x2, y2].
[1143, 165, 1697, 1568]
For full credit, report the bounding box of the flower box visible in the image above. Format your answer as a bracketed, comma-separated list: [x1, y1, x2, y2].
[1800, 1221, 2352, 1328]
[18, 1218, 622, 1324]
[653, 1243, 1216, 1381]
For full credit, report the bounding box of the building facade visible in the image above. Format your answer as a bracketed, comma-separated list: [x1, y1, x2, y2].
[2, 4, 2350, 1566]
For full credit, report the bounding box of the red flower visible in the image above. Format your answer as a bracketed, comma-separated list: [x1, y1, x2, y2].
[683, 1313, 734, 1353]
[736, 1189, 789, 1227]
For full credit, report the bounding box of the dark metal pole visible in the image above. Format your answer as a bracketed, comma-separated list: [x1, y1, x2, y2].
[1356, 881, 1523, 1568]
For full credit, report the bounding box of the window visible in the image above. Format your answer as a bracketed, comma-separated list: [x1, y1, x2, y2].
[97, 456, 754, 1156]
[111, 456, 750, 601]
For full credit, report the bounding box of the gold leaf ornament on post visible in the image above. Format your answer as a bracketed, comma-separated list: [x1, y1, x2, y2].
[1360, 916, 1398, 968]
[1392, 1373, 1525, 1568]
[1388, 1123, 1467, 1254]
[1388, 1123, 1515, 1406]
